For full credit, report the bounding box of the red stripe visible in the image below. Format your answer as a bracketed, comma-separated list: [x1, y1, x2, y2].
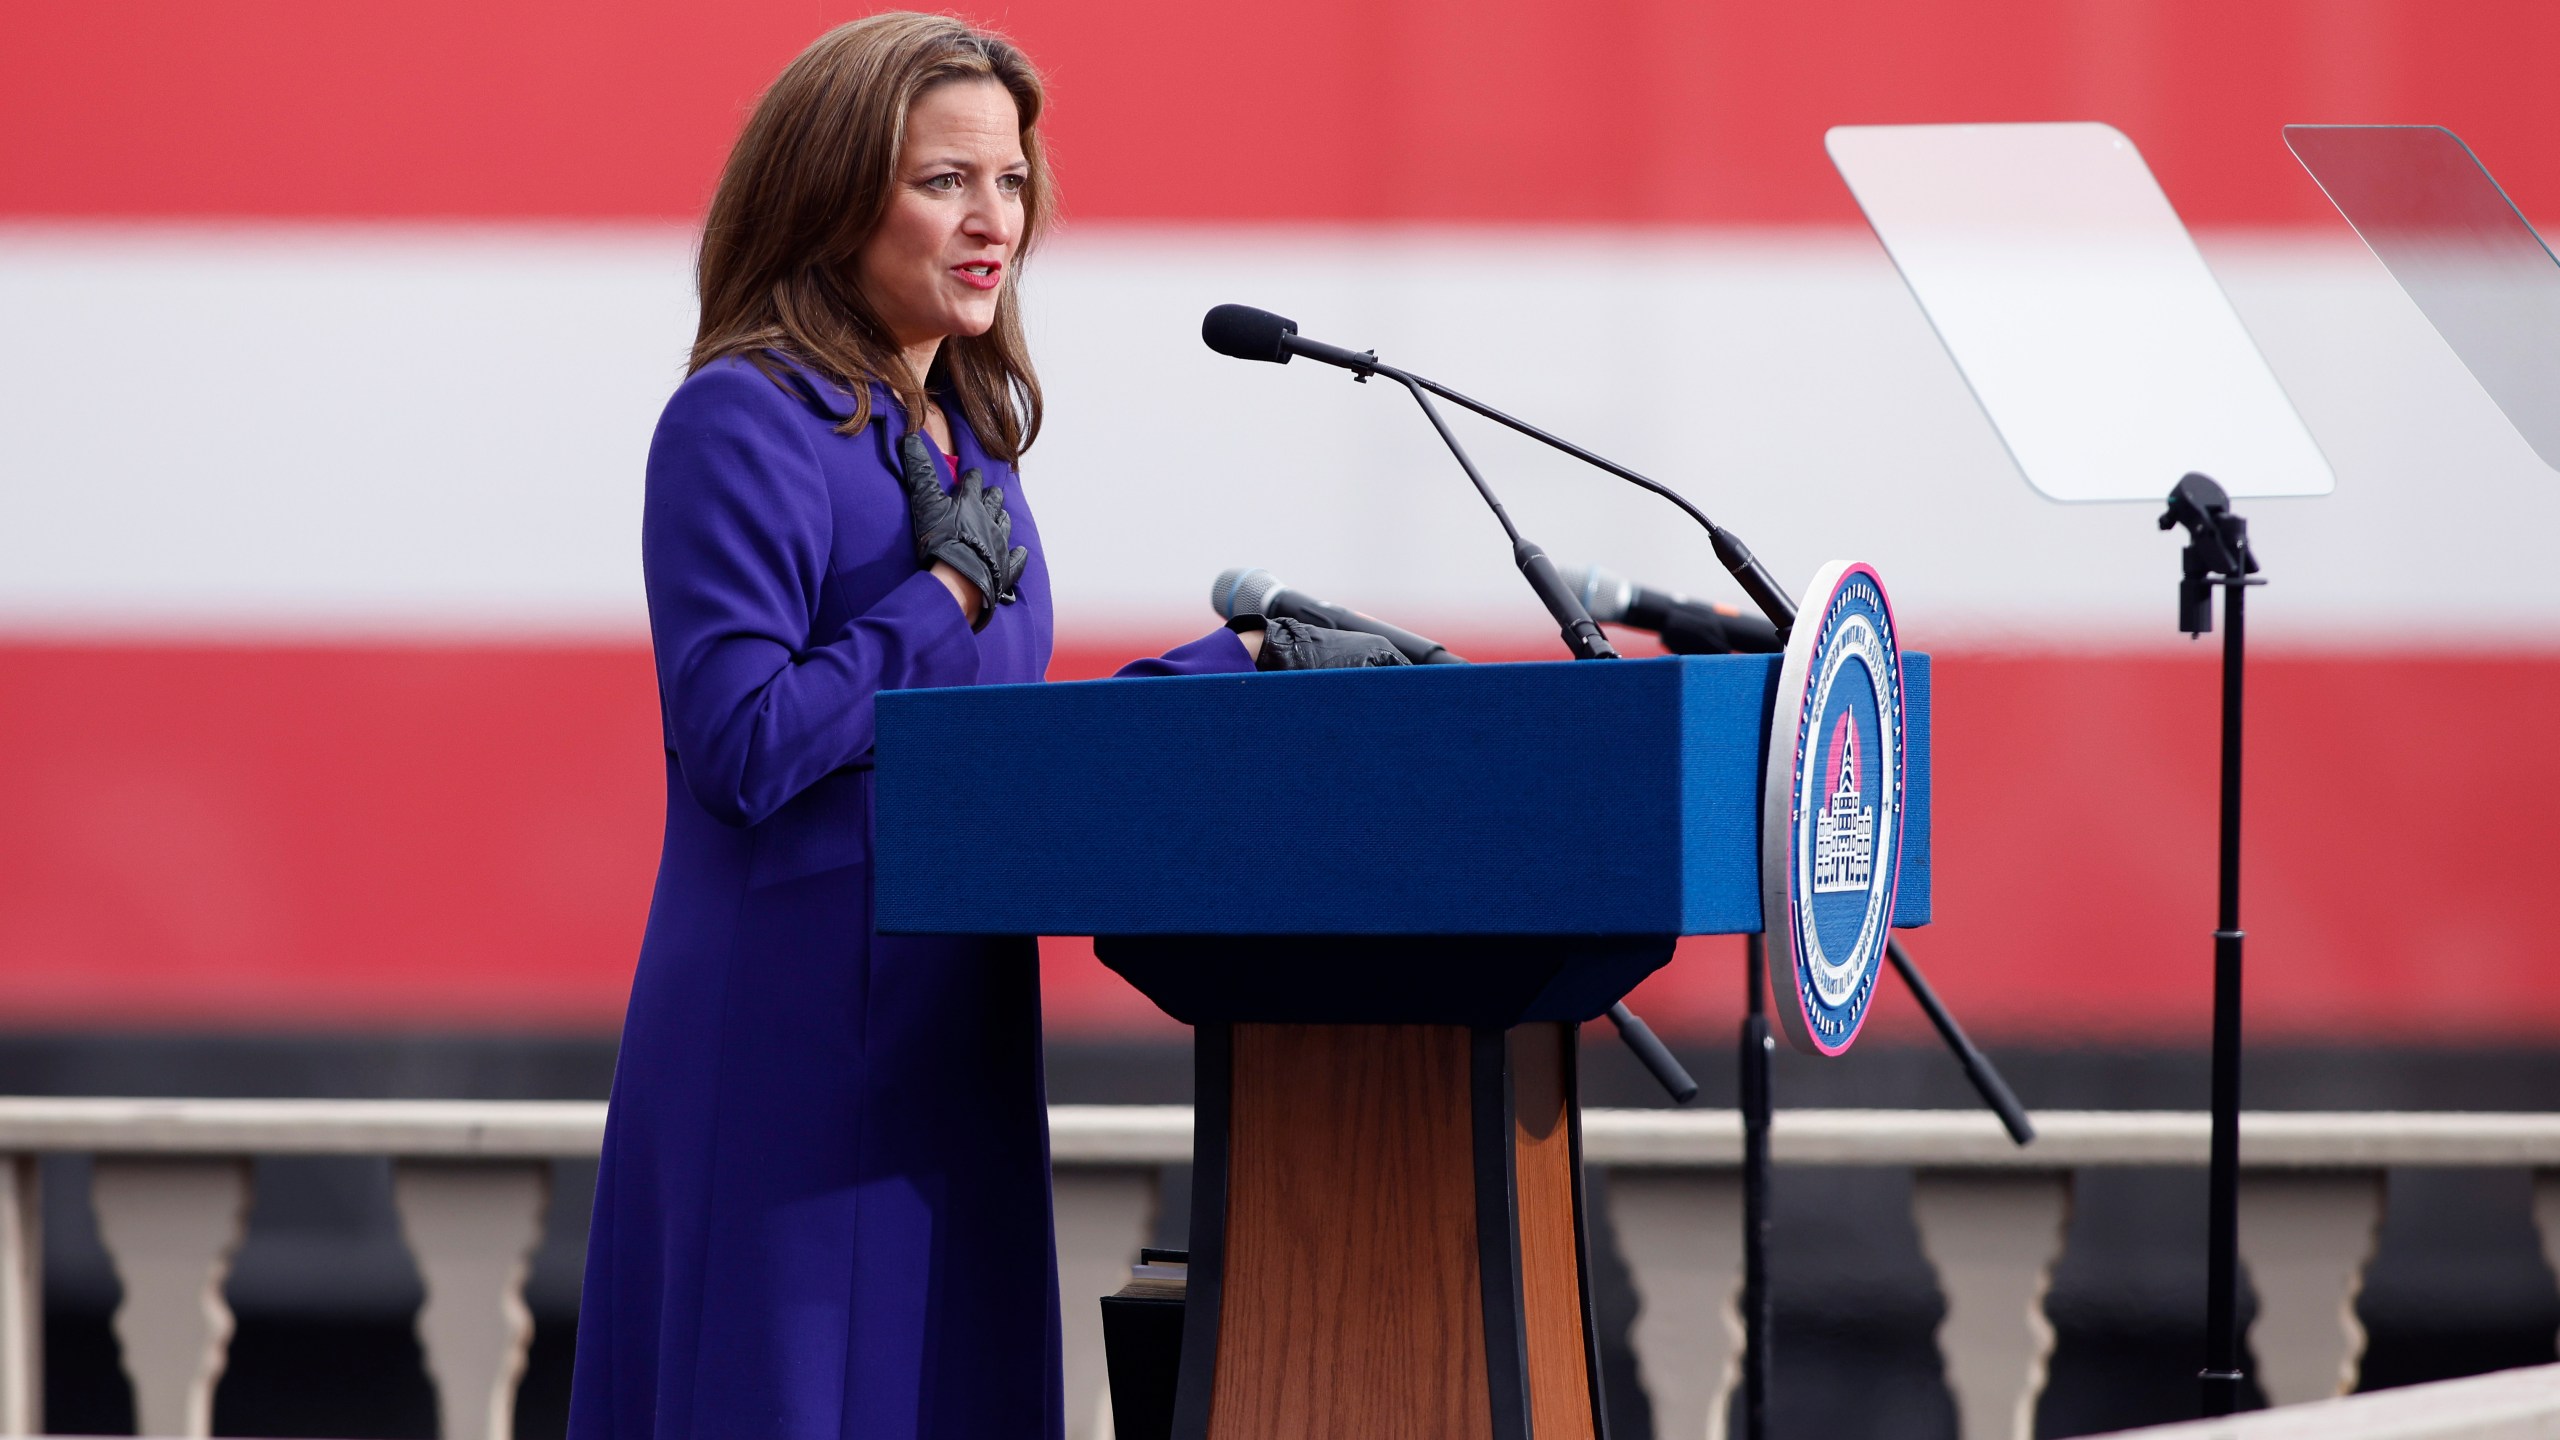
[0, 639, 2548, 1040]
[0, 643, 661, 1028]
[1626, 649, 2560, 1043]
[10, 2, 2560, 225]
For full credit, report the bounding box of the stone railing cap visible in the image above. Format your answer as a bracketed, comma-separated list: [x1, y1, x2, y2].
[0, 1099, 2556, 1167]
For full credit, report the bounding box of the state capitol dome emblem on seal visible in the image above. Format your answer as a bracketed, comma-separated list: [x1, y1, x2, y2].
[1762, 562, 1907, 1056]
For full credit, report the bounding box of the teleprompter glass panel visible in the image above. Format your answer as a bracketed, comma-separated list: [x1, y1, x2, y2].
[2287, 124, 2560, 474]
[1828, 122, 2334, 503]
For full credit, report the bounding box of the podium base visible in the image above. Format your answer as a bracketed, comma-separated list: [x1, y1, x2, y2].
[1170, 1021, 1604, 1440]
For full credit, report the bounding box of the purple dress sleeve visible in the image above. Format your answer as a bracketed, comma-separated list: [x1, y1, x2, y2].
[1112, 626, 1256, 678]
[642, 364, 979, 827]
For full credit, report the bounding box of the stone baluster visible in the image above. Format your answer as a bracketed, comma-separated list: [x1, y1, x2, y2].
[2238, 1170, 2386, 1405]
[0, 1156, 37, 1437]
[391, 1160, 552, 1440]
[1607, 1171, 1745, 1440]
[1051, 1166, 1161, 1440]
[2533, 1171, 2560, 1359]
[90, 1158, 254, 1438]
[1911, 1170, 2071, 1440]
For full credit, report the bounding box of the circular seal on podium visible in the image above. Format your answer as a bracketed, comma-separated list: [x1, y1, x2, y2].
[1762, 561, 1907, 1056]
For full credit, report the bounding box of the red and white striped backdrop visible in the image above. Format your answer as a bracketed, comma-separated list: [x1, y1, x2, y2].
[6, 1, 2560, 1040]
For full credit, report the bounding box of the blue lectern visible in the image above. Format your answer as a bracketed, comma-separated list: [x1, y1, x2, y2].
[878, 655, 1931, 1440]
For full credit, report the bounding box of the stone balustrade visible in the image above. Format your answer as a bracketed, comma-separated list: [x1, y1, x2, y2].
[2086, 1361, 2560, 1437]
[0, 1100, 2553, 1438]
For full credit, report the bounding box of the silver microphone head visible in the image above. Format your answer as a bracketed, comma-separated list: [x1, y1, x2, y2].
[1562, 563, 1635, 625]
[1210, 566, 1288, 621]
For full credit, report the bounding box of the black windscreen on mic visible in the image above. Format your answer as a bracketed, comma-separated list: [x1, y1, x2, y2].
[1202, 304, 1297, 363]
[1203, 305, 1380, 374]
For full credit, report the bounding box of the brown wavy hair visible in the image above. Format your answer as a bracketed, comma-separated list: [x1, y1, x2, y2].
[690, 13, 1053, 460]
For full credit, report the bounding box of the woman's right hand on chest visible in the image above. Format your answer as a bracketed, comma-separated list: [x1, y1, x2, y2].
[899, 432, 1025, 632]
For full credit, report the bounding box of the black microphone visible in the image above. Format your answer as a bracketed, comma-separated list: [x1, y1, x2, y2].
[1565, 563, 1783, 655]
[1202, 304, 1379, 375]
[1210, 568, 1467, 665]
[1203, 305, 1618, 661]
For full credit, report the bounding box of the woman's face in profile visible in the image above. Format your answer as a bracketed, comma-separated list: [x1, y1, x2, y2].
[857, 80, 1029, 359]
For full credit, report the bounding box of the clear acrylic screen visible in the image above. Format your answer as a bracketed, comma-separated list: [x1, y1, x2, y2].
[2286, 124, 2560, 473]
[1827, 123, 2334, 502]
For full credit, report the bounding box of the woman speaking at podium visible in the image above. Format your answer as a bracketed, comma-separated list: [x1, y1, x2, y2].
[568, 14, 1398, 1440]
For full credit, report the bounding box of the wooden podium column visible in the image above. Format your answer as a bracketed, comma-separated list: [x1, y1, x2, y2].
[1173, 1022, 1604, 1440]
[1510, 1024, 1600, 1440]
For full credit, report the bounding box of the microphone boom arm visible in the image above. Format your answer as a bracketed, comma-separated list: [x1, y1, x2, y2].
[1235, 300, 1791, 635]
[1370, 365, 1619, 661]
[1395, 368, 1800, 636]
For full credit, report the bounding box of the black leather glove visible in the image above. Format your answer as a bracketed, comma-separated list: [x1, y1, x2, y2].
[1251, 616, 1411, 671]
[899, 431, 1029, 632]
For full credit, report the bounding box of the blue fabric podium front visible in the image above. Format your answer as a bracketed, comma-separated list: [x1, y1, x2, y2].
[876, 656, 1932, 1440]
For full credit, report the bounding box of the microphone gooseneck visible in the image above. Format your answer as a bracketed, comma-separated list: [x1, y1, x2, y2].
[1200, 309, 1613, 660]
[1202, 303, 1796, 638]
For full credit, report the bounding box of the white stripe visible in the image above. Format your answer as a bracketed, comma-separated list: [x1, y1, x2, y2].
[2, 222, 2552, 645]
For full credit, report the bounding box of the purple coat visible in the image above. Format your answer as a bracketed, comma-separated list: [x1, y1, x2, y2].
[569, 354, 1248, 1440]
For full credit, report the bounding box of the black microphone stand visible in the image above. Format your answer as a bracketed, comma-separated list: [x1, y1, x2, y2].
[1741, 932, 1775, 1440]
[1372, 365, 1620, 662]
[2159, 473, 2261, 1420]
[1281, 336, 2033, 1440]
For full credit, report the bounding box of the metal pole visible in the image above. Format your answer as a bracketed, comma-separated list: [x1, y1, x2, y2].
[1741, 932, 1774, 1440]
[2200, 575, 2248, 1417]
